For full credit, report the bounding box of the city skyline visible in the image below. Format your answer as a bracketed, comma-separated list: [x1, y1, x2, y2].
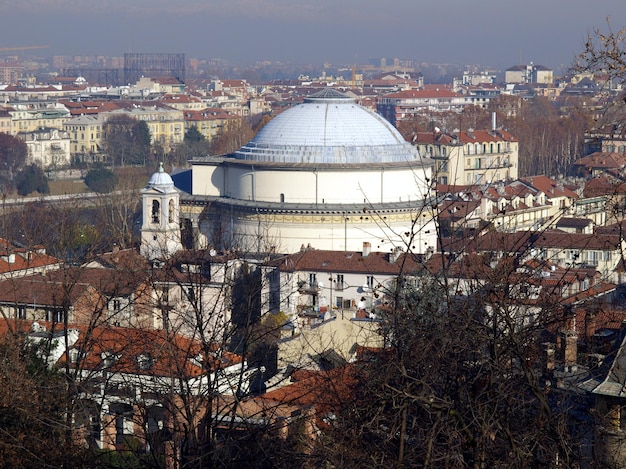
[1, 0, 626, 70]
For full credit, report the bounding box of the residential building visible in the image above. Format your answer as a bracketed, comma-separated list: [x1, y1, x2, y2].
[19, 128, 71, 168]
[134, 76, 185, 94]
[0, 238, 62, 280]
[5, 101, 71, 135]
[414, 126, 519, 185]
[377, 88, 470, 125]
[183, 108, 237, 142]
[504, 63, 553, 85]
[0, 60, 23, 85]
[63, 114, 107, 162]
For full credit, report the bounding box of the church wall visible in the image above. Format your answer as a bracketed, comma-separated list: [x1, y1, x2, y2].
[216, 165, 432, 205]
[191, 164, 222, 197]
[224, 209, 438, 254]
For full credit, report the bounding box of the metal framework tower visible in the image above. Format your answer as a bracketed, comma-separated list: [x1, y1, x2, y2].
[123, 53, 185, 85]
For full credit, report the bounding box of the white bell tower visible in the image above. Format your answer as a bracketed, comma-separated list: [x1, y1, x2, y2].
[140, 163, 183, 260]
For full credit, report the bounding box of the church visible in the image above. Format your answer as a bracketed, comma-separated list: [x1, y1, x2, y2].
[147, 89, 437, 257]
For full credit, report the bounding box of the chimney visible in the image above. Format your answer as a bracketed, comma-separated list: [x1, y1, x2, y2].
[585, 311, 597, 339]
[389, 246, 403, 263]
[543, 342, 555, 372]
[362, 242, 371, 257]
[563, 330, 578, 370]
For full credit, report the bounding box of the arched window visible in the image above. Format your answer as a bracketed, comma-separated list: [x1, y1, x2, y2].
[152, 200, 160, 224]
[168, 199, 175, 223]
[280, 193, 285, 203]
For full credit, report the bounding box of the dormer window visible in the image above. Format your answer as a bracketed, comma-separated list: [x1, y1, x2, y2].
[137, 354, 153, 370]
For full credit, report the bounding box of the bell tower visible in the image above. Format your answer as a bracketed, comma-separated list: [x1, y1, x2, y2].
[140, 163, 183, 260]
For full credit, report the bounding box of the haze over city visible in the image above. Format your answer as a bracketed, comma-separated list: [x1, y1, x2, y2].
[2, 0, 626, 70]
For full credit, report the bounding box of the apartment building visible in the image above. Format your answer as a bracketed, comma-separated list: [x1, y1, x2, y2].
[183, 108, 238, 142]
[377, 88, 470, 125]
[414, 127, 519, 185]
[20, 128, 71, 168]
[5, 101, 71, 135]
[63, 114, 107, 162]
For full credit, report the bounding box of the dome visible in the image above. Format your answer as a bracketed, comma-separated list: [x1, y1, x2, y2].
[147, 162, 174, 188]
[234, 89, 419, 164]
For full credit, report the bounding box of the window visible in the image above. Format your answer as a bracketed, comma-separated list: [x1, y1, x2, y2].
[168, 199, 175, 223]
[335, 274, 344, 290]
[46, 310, 65, 323]
[309, 273, 317, 287]
[366, 275, 375, 289]
[187, 286, 195, 303]
[161, 287, 169, 304]
[152, 200, 160, 223]
[17, 306, 26, 319]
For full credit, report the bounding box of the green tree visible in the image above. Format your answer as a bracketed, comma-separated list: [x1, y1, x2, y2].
[15, 164, 49, 196]
[0, 132, 28, 193]
[85, 167, 119, 193]
[184, 125, 205, 143]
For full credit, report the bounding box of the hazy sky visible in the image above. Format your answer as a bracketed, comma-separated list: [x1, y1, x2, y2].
[2, 0, 625, 70]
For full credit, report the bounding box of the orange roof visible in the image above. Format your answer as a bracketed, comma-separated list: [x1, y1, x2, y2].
[65, 325, 242, 377]
[383, 88, 462, 99]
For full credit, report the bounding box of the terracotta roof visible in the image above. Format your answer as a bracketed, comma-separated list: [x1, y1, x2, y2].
[270, 249, 425, 276]
[383, 88, 462, 99]
[473, 230, 622, 253]
[0, 241, 62, 275]
[0, 275, 94, 307]
[583, 175, 626, 197]
[64, 325, 242, 377]
[521, 175, 578, 199]
[573, 152, 626, 170]
[261, 365, 359, 424]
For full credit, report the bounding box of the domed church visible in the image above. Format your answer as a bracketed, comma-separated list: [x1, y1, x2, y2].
[179, 89, 436, 255]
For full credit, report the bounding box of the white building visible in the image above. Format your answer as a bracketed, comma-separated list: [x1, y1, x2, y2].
[20, 128, 71, 168]
[180, 89, 437, 255]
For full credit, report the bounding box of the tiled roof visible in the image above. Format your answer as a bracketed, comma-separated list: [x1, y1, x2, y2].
[383, 88, 462, 99]
[573, 152, 626, 169]
[270, 249, 425, 276]
[64, 325, 241, 377]
[521, 175, 578, 199]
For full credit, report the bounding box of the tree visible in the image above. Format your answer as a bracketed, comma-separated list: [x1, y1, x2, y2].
[572, 17, 626, 134]
[209, 119, 255, 155]
[85, 167, 119, 193]
[103, 115, 152, 167]
[15, 164, 49, 196]
[312, 247, 587, 467]
[0, 133, 27, 193]
[184, 125, 205, 144]
[0, 332, 85, 467]
[573, 17, 626, 87]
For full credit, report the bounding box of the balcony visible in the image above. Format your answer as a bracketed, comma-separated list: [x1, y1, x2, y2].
[297, 281, 319, 295]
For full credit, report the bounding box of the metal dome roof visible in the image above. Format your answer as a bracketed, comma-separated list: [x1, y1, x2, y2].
[234, 90, 419, 164]
[147, 163, 174, 188]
